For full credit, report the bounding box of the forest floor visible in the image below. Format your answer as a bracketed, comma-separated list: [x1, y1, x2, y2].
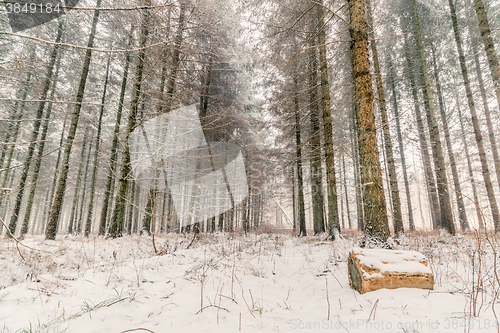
[0, 230, 499, 332]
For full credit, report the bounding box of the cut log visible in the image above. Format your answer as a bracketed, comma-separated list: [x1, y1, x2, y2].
[348, 247, 434, 294]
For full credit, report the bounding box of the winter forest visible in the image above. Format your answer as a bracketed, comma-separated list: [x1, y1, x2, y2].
[1, 0, 500, 331]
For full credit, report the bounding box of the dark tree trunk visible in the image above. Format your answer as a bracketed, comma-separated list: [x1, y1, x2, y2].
[45, 1, 102, 240]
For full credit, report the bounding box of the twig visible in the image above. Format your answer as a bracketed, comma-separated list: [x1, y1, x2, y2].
[152, 234, 158, 254]
[367, 299, 379, 321]
[195, 305, 229, 314]
[325, 277, 330, 320]
[120, 329, 155, 333]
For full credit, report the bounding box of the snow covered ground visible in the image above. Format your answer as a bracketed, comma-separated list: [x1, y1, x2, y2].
[0, 231, 499, 332]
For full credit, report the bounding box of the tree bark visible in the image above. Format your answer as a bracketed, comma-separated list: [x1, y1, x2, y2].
[348, 0, 390, 245]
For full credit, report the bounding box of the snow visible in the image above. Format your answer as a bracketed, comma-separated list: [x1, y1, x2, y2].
[0, 232, 498, 332]
[353, 247, 433, 275]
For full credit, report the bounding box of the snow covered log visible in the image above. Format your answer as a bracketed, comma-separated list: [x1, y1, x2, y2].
[348, 247, 434, 294]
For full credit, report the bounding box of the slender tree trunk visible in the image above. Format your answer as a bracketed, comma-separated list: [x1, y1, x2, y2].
[348, 0, 390, 244]
[76, 136, 93, 234]
[308, 33, 326, 235]
[43, 115, 67, 226]
[316, 0, 340, 238]
[387, 54, 415, 231]
[67, 131, 89, 234]
[9, 21, 64, 237]
[430, 42, 469, 230]
[342, 154, 352, 229]
[448, 0, 500, 231]
[410, 0, 455, 235]
[45, 1, 102, 240]
[20, 54, 62, 237]
[473, 0, 500, 110]
[0, 57, 34, 198]
[294, 75, 307, 236]
[403, 34, 440, 230]
[99, 34, 133, 236]
[470, 25, 500, 196]
[83, 56, 111, 236]
[108, 0, 151, 237]
[351, 112, 364, 231]
[457, 93, 484, 229]
[366, 0, 403, 235]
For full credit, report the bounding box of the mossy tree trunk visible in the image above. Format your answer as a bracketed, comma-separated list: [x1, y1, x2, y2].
[348, 0, 390, 244]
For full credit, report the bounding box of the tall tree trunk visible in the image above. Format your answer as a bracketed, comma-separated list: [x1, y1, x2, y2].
[20, 53, 62, 237]
[348, 0, 390, 244]
[9, 21, 64, 237]
[366, 0, 403, 235]
[45, 0, 102, 240]
[316, 0, 340, 238]
[457, 93, 484, 229]
[430, 42, 469, 230]
[294, 75, 307, 236]
[409, 0, 455, 235]
[448, 0, 500, 231]
[470, 24, 500, 196]
[403, 34, 440, 230]
[308, 33, 326, 235]
[386, 55, 415, 231]
[108, 0, 152, 237]
[84, 56, 111, 237]
[99, 33, 133, 236]
[473, 0, 500, 110]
